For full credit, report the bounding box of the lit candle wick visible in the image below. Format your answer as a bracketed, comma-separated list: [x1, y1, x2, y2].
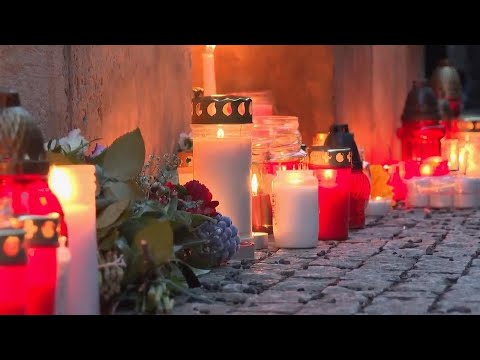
[216, 128, 225, 139]
[205, 45, 216, 55]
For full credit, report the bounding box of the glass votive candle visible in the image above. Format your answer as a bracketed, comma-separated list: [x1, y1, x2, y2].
[429, 176, 454, 208]
[406, 177, 430, 208]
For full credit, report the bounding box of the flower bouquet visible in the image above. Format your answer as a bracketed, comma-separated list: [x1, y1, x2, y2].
[45, 128, 240, 314]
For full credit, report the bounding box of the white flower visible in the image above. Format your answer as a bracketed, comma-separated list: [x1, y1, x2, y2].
[44, 128, 89, 154]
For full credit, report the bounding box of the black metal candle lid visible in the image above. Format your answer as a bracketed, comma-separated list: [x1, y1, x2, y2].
[401, 80, 441, 122]
[324, 123, 362, 170]
[309, 146, 352, 168]
[0, 228, 27, 265]
[192, 95, 252, 125]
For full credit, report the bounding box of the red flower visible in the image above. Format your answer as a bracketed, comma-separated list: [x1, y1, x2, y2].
[183, 180, 219, 217]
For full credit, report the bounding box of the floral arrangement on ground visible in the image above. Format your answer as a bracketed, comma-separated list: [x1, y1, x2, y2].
[46, 128, 241, 315]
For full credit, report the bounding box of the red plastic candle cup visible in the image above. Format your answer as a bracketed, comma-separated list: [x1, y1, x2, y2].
[349, 169, 371, 230]
[19, 213, 60, 315]
[0, 174, 68, 237]
[0, 228, 27, 315]
[309, 147, 352, 241]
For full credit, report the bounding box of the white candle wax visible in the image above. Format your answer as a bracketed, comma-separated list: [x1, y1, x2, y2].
[194, 137, 252, 240]
[406, 177, 430, 208]
[202, 46, 216, 96]
[271, 170, 318, 249]
[429, 176, 454, 209]
[55, 236, 71, 315]
[365, 198, 391, 217]
[49, 165, 99, 315]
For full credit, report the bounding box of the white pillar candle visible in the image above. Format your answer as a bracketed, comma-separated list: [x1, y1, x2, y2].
[365, 196, 391, 217]
[271, 170, 318, 249]
[429, 176, 454, 209]
[192, 96, 253, 240]
[55, 236, 71, 315]
[406, 177, 430, 208]
[48, 165, 99, 315]
[202, 45, 217, 96]
[454, 176, 479, 209]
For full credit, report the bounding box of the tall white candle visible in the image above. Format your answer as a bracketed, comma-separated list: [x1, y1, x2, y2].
[49, 165, 99, 315]
[271, 170, 318, 249]
[202, 45, 217, 96]
[193, 126, 252, 240]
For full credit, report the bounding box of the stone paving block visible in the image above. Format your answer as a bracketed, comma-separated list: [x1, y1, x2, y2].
[413, 257, 469, 274]
[236, 272, 284, 288]
[269, 277, 334, 293]
[342, 268, 402, 282]
[171, 303, 236, 315]
[293, 266, 346, 280]
[363, 296, 435, 315]
[232, 302, 304, 315]
[309, 256, 364, 269]
[337, 278, 394, 295]
[434, 300, 480, 314]
[392, 271, 451, 294]
[246, 290, 312, 305]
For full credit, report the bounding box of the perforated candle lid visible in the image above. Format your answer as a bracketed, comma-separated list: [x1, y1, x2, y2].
[309, 146, 352, 168]
[17, 213, 60, 247]
[457, 112, 480, 132]
[192, 95, 253, 125]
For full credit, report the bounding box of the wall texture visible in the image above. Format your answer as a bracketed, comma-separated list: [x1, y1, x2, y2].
[192, 45, 335, 147]
[0, 45, 192, 156]
[0, 45, 69, 139]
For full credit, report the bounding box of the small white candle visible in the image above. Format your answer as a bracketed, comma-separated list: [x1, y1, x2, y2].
[365, 196, 391, 217]
[429, 176, 454, 209]
[271, 170, 318, 249]
[202, 45, 217, 96]
[454, 176, 480, 209]
[252, 232, 269, 250]
[406, 177, 430, 208]
[49, 165, 99, 315]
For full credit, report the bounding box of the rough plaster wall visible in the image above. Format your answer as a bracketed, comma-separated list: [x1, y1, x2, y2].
[0, 45, 69, 139]
[68, 45, 192, 156]
[334, 45, 425, 164]
[192, 45, 335, 147]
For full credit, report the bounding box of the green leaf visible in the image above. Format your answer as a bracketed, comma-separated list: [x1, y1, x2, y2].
[104, 181, 144, 202]
[102, 128, 146, 181]
[171, 260, 201, 288]
[47, 152, 73, 165]
[133, 220, 174, 265]
[166, 196, 178, 217]
[97, 199, 131, 230]
[134, 201, 167, 219]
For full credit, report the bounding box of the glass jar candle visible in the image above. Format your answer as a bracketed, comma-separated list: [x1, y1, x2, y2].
[0, 228, 27, 315]
[271, 170, 318, 248]
[192, 95, 253, 241]
[233, 90, 274, 117]
[454, 176, 479, 209]
[252, 115, 306, 196]
[48, 165, 99, 315]
[406, 177, 430, 208]
[309, 147, 352, 241]
[429, 176, 454, 209]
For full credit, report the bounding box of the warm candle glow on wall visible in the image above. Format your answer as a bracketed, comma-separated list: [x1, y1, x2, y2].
[203, 45, 217, 96]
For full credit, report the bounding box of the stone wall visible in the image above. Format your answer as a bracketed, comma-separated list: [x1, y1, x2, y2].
[0, 45, 192, 156]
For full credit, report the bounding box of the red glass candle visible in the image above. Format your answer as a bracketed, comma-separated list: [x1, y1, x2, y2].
[19, 214, 60, 315]
[309, 147, 352, 241]
[349, 169, 371, 229]
[397, 121, 446, 161]
[0, 228, 27, 315]
[0, 174, 68, 237]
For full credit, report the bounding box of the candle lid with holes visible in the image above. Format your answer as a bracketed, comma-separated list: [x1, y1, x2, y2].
[17, 214, 60, 247]
[192, 87, 204, 99]
[0, 228, 27, 265]
[192, 95, 252, 124]
[0, 88, 50, 175]
[309, 146, 352, 168]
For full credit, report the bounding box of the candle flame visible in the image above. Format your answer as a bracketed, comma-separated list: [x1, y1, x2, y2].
[252, 174, 258, 196]
[420, 164, 433, 176]
[48, 166, 74, 202]
[217, 128, 225, 138]
[205, 45, 216, 54]
[323, 169, 334, 180]
[375, 196, 382, 201]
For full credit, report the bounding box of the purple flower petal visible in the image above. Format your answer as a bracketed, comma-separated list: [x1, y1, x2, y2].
[91, 143, 106, 158]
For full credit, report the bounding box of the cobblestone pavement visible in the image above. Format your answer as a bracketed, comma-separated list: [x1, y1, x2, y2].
[172, 207, 480, 315]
